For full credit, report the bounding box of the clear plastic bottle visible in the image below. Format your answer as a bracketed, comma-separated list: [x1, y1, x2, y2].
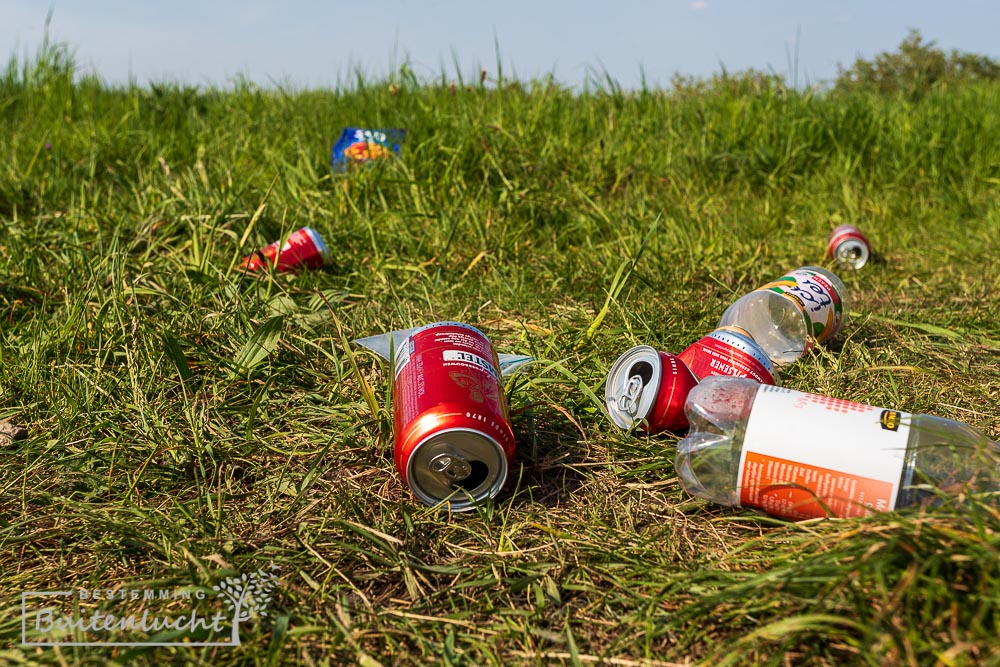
[717, 266, 849, 366]
[677, 376, 999, 519]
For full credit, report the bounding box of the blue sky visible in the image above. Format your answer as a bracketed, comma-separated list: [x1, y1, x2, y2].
[3, 1, 999, 89]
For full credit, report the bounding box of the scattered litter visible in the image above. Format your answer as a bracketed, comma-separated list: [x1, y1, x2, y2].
[677, 326, 778, 385]
[717, 267, 848, 366]
[604, 267, 850, 435]
[604, 328, 776, 435]
[604, 346, 697, 434]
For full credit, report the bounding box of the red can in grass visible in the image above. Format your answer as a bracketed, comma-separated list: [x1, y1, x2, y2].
[392, 322, 516, 511]
[605, 330, 778, 436]
[826, 224, 871, 270]
[241, 227, 329, 272]
[605, 345, 699, 434]
[677, 326, 778, 386]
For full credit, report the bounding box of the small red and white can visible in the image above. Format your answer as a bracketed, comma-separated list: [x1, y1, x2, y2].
[605, 346, 699, 434]
[241, 227, 329, 272]
[392, 322, 516, 511]
[678, 326, 778, 386]
[826, 224, 870, 270]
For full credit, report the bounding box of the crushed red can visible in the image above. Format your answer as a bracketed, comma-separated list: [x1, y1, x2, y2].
[392, 322, 516, 511]
[678, 326, 778, 386]
[241, 227, 329, 272]
[605, 346, 699, 434]
[826, 224, 870, 270]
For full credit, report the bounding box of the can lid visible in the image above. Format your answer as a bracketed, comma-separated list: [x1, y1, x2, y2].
[411, 321, 489, 338]
[605, 345, 664, 430]
[826, 226, 870, 268]
[406, 428, 508, 512]
[832, 238, 870, 269]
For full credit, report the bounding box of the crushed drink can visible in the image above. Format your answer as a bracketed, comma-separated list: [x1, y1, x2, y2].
[241, 227, 329, 272]
[826, 224, 870, 270]
[392, 322, 516, 511]
[332, 127, 405, 170]
[605, 345, 699, 434]
[678, 326, 778, 385]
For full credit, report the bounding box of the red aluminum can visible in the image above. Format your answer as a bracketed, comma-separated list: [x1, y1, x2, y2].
[242, 227, 329, 272]
[606, 329, 777, 435]
[392, 322, 516, 511]
[605, 346, 699, 434]
[678, 326, 778, 386]
[826, 224, 870, 270]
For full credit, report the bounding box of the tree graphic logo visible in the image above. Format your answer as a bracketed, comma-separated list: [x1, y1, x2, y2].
[212, 563, 280, 645]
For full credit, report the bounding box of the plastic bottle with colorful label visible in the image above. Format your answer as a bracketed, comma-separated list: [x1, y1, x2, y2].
[716, 266, 848, 366]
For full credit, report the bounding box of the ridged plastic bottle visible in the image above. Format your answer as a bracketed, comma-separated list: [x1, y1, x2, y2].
[677, 376, 999, 519]
[717, 266, 849, 366]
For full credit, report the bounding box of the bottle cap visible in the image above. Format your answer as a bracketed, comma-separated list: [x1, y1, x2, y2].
[605, 345, 698, 434]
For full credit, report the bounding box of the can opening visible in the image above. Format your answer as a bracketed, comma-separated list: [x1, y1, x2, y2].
[451, 459, 490, 491]
[834, 239, 869, 269]
[407, 428, 508, 511]
[629, 361, 654, 385]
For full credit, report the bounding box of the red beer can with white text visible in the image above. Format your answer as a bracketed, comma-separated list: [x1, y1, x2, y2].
[605, 345, 699, 434]
[392, 322, 516, 511]
[242, 227, 329, 272]
[678, 326, 779, 386]
[826, 224, 870, 270]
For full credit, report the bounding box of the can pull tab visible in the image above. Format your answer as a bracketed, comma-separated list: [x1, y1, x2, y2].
[617, 374, 645, 415]
[429, 454, 473, 481]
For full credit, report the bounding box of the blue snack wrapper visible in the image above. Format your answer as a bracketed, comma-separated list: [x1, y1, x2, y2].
[331, 127, 405, 170]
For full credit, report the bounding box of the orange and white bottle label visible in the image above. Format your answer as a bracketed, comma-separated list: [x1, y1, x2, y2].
[738, 385, 910, 519]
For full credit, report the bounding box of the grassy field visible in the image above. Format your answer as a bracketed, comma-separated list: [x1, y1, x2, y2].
[1, 41, 999, 666]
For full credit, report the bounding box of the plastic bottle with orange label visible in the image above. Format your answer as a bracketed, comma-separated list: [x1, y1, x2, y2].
[716, 266, 848, 366]
[676, 376, 999, 520]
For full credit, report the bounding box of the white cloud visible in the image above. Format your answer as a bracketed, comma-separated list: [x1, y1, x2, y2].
[691, 0, 707, 10]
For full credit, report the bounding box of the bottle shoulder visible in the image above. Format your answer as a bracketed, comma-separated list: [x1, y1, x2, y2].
[683, 376, 762, 434]
[721, 289, 805, 319]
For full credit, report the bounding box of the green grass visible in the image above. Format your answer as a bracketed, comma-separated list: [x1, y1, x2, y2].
[1, 40, 999, 666]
